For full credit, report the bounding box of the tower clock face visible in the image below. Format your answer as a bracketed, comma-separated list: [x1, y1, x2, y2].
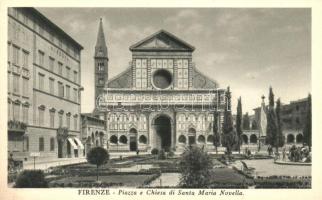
[152, 69, 172, 89]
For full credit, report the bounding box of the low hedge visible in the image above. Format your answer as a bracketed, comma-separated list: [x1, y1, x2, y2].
[49, 168, 117, 176]
[49, 181, 124, 188]
[209, 182, 249, 188]
[49, 171, 159, 183]
[144, 182, 248, 189]
[255, 177, 311, 188]
[139, 167, 180, 173]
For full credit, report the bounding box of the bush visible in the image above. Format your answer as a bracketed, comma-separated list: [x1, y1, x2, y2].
[151, 148, 159, 155]
[179, 146, 213, 188]
[86, 147, 109, 181]
[8, 173, 17, 183]
[15, 170, 48, 188]
[158, 149, 166, 160]
[168, 150, 175, 157]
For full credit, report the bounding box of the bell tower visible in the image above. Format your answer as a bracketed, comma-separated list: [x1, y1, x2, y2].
[94, 18, 108, 103]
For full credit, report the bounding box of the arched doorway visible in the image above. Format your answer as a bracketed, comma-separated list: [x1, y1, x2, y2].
[154, 115, 172, 151]
[198, 135, 205, 144]
[207, 135, 214, 143]
[188, 128, 196, 145]
[99, 132, 104, 146]
[178, 135, 187, 144]
[139, 135, 147, 144]
[296, 134, 303, 143]
[250, 134, 257, 144]
[129, 128, 138, 151]
[287, 134, 295, 143]
[91, 133, 95, 146]
[241, 134, 248, 144]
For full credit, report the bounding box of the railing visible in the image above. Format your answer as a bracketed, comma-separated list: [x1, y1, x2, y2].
[8, 120, 27, 132]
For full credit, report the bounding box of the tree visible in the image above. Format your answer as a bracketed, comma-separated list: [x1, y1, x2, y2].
[221, 87, 237, 155]
[15, 170, 48, 188]
[179, 146, 213, 188]
[236, 97, 243, 154]
[86, 147, 109, 181]
[251, 120, 258, 130]
[266, 87, 278, 152]
[213, 111, 220, 154]
[275, 98, 284, 151]
[303, 94, 312, 150]
[243, 112, 250, 130]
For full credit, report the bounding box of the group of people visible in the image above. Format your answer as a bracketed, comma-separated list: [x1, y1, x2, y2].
[288, 145, 311, 162]
[267, 144, 311, 163]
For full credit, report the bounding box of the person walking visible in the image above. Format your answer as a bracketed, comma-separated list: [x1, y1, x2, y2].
[282, 147, 286, 161]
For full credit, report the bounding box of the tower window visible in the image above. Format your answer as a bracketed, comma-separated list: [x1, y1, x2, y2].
[98, 78, 104, 85]
[98, 62, 104, 71]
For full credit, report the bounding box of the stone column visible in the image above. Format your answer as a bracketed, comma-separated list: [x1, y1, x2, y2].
[172, 110, 177, 150]
[147, 112, 151, 151]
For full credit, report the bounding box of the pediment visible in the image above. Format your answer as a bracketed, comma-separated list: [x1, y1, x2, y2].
[107, 67, 132, 88]
[130, 30, 195, 52]
[192, 67, 219, 89]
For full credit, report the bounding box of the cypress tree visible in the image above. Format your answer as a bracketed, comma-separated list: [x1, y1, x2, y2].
[221, 87, 237, 155]
[236, 97, 243, 154]
[275, 98, 284, 152]
[213, 111, 220, 154]
[266, 86, 278, 151]
[243, 112, 250, 130]
[303, 94, 312, 150]
[251, 120, 258, 130]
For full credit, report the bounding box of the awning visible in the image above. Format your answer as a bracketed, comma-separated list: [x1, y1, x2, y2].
[74, 137, 85, 149]
[67, 138, 78, 149]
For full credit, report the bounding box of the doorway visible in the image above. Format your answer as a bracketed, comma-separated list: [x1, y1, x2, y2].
[154, 115, 171, 151]
[188, 128, 196, 145]
[129, 128, 138, 151]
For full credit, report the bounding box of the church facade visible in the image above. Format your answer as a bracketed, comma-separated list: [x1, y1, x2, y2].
[94, 20, 227, 152]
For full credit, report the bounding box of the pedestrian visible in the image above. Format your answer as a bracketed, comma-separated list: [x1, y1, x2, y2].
[282, 147, 286, 161]
[247, 149, 251, 157]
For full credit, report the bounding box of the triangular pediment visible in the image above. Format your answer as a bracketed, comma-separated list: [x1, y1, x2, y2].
[130, 30, 195, 52]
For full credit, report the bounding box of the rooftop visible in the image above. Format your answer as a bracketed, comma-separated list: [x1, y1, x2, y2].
[26, 7, 84, 50]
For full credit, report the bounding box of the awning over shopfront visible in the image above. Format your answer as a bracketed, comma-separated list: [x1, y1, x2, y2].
[67, 138, 78, 149]
[74, 137, 85, 149]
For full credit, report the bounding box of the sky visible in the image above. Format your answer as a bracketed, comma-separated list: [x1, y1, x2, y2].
[37, 8, 311, 115]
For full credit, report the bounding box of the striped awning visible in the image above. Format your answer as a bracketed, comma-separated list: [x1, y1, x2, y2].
[67, 138, 78, 149]
[74, 137, 85, 149]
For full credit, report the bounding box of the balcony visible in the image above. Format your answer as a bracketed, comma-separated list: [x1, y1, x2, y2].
[57, 127, 69, 140]
[8, 120, 27, 133]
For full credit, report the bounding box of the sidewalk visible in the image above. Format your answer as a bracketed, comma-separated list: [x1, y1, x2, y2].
[22, 152, 149, 170]
[23, 157, 86, 170]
